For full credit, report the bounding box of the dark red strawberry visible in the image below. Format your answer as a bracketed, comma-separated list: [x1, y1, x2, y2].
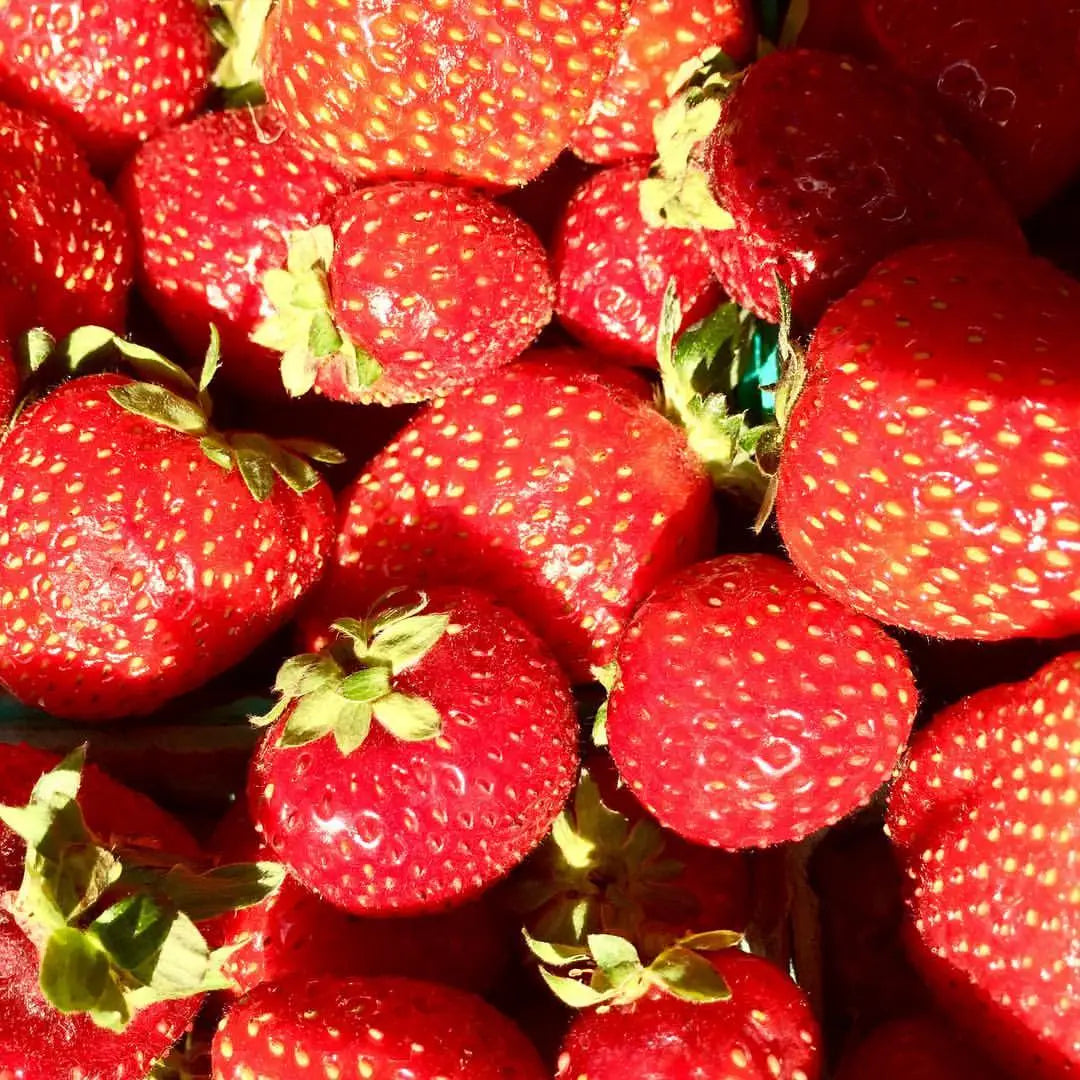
[249, 586, 578, 915]
[211, 974, 548, 1080]
[257, 0, 629, 188]
[604, 553, 917, 849]
[0, 332, 336, 721]
[0, 341, 15, 424]
[776, 241, 1080, 642]
[0, 103, 132, 341]
[116, 107, 352, 402]
[554, 158, 723, 366]
[886, 652, 1080, 1079]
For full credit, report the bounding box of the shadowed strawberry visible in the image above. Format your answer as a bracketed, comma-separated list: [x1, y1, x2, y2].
[602, 553, 917, 849]
[0, 341, 15, 425]
[116, 108, 352, 402]
[0, 328, 337, 721]
[776, 241, 1080, 642]
[0, 0, 213, 172]
[211, 974, 548, 1080]
[249, 587, 579, 915]
[886, 652, 1080, 1078]
[0, 104, 132, 341]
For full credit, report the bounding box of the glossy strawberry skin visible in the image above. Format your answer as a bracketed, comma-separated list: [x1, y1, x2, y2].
[0, 103, 132, 341]
[0, 373, 336, 721]
[570, 0, 754, 163]
[702, 49, 1024, 326]
[0, 341, 15, 424]
[554, 159, 723, 366]
[777, 241, 1080, 642]
[606, 553, 917, 849]
[117, 108, 352, 402]
[318, 355, 717, 682]
[262, 0, 629, 189]
[318, 182, 554, 404]
[556, 950, 823, 1079]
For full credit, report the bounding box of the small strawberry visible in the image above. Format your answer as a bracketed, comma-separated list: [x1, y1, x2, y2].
[0, 341, 15, 425]
[252, 182, 554, 404]
[211, 974, 548, 1080]
[553, 158, 723, 366]
[249, 587, 579, 915]
[886, 652, 1080, 1079]
[776, 240, 1080, 642]
[116, 107, 352, 402]
[0, 329, 337, 721]
[0, 103, 132, 341]
[603, 553, 917, 849]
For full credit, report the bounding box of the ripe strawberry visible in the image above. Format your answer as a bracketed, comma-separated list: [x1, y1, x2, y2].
[249, 587, 578, 915]
[776, 241, 1080, 642]
[0, 341, 15, 425]
[0, 103, 132, 341]
[570, 0, 755, 163]
[604, 553, 917, 849]
[212, 974, 548, 1080]
[0, 0, 213, 172]
[117, 107, 351, 402]
[554, 158, 723, 366]
[257, 0, 629, 188]
[886, 652, 1080, 1079]
[252, 182, 554, 404]
[0, 332, 336, 721]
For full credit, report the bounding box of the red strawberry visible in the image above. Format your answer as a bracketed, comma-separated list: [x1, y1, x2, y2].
[0, 332, 336, 721]
[0, 103, 132, 341]
[776, 241, 1080, 642]
[886, 652, 1080, 1079]
[554, 158, 723, 366]
[249, 586, 578, 915]
[257, 0, 629, 188]
[211, 974, 548, 1080]
[570, 0, 755, 163]
[0, 341, 15, 424]
[499, 150, 598, 248]
[604, 553, 917, 849]
[116, 107, 352, 402]
[252, 181, 554, 404]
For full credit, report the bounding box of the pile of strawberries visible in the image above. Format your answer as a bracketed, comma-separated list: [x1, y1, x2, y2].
[0, 0, 1077, 1077]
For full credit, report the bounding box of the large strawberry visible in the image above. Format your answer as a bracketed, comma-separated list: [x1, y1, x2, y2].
[0, 0, 213, 172]
[249, 586, 578, 915]
[0, 330, 337, 721]
[117, 107, 352, 402]
[602, 552, 916, 849]
[886, 652, 1080, 1079]
[252, 181, 554, 404]
[776, 240, 1080, 642]
[0, 103, 132, 341]
[254, 0, 629, 188]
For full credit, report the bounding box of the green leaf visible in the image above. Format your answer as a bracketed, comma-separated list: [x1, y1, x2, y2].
[235, 445, 275, 502]
[350, 343, 383, 389]
[198, 326, 222, 394]
[309, 310, 344, 358]
[277, 688, 341, 748]
[369, 588, 430, 632]
[331, 702, 374, 756]
[23, 327, 55, 375]
[339, 665, 392, 702]
[108, 384, 209, 436]
[278, 344, 320, 398]
[370, 612, 451, 673]
[277, 437, 347, 465]
[63, 325, 117, 371]
[522, 931, 591, 967]
[590, 662, 619, 747]
[331, 618, 370, 645]
[537, 967, 616, 1008]
[678, 930, 744, 952]
[89, 893, 173, 979]
[110, 338, 199, 396]
[372, 693, 442, 741]
[199, 434, 234, 471]
[587, 933, 642, 987]
[272, 653, 339, 698]
[158, 862, 286, 923]
[39, 926, 118, 1016]
[210, 0, 273, 98]
[649, 946, 732, 1002]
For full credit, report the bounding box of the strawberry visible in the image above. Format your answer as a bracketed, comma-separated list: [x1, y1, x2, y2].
[116, 107, 352, 403]
[249, 586, 579, 915]
[603, 553, 917, 849]
[0, 330, 337, 721]
[570, 0, 755, 163]
[0, 103, 132, 341]
[0, 0, 213, 172]
[252, 182, 554, 404]
[776, 240, 1080, 642]
[255, 0, 630, 188]
[211, 974, 548, 1080]
[886, 652, 1080, 1079]
[553, 158, 723, 366]
[0, 341, 15, 425]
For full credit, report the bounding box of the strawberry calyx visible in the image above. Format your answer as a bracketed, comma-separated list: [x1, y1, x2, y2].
[590, 661, 619, 746]
[0, 749, 284, 1033]
[252, 225, 383, 399]
[252, 589, 455, 755]
[208, 0, 273, 105]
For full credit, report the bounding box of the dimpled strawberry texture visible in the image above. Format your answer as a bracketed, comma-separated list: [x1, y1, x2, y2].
[261, 0, 629, 188]
[117, 108, 351, 401]
[887, 653, 1080, 1079]
[606, 554, 917, 850]
[212, 975, 548, 1080]
[554, 159, 724, 366]
[776, 241, 1080, 642]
